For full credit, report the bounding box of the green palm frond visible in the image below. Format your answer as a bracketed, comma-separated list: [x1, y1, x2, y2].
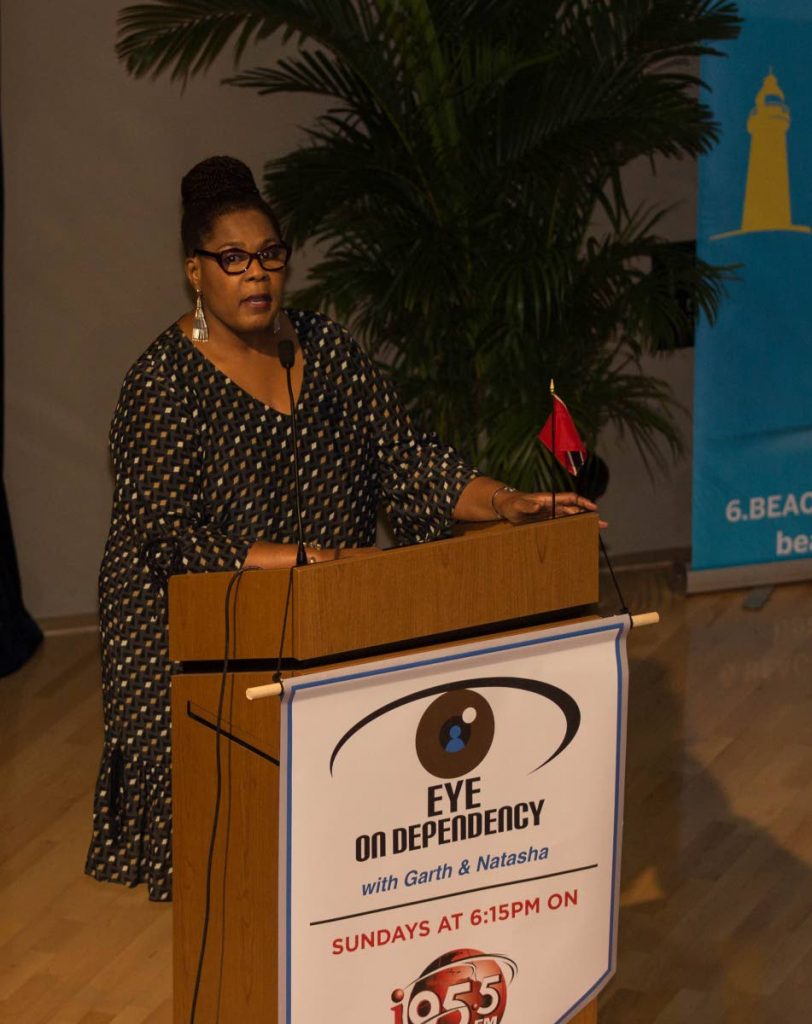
[116, 1, 278, 80]
[225, 52, 375, 126]
[118, 0, 741, 484]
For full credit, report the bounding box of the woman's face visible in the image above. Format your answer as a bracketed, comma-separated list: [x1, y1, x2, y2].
[185, 207, 286, 340]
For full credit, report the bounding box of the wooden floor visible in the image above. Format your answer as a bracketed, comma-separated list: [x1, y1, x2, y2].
[1, 570, 811, 1022]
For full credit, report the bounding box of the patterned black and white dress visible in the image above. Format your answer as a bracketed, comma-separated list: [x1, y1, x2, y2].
[85, 310, 478, 900]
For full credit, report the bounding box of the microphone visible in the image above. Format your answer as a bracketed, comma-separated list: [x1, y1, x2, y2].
[278, 339, 308, 567]
[277, 338, 296, 369]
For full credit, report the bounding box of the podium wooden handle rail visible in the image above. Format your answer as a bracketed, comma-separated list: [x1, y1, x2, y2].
[242, 606, 659, 704]
[168, 514, 615, 1024]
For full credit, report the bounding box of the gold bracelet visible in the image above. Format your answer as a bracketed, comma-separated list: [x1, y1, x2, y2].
[490, 485, 516, 520]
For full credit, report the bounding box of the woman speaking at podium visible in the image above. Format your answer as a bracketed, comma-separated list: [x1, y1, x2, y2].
[85, 156, 596, 901]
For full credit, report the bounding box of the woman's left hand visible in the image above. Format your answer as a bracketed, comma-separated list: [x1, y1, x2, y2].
[494, 489, 607, 527]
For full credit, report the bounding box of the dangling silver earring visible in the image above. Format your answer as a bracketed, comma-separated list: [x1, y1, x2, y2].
[192, 291, 209, 342]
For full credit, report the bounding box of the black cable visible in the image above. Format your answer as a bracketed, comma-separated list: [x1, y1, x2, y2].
[214, 575, 242, 1020]
[272, 566, 295, 685]
[278, 340, 307, 567]
[188, 566, 251, 1024]
[599, 534, 630, 619]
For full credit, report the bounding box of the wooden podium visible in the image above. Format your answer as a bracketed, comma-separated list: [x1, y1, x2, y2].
[168, 514, 601, 1023]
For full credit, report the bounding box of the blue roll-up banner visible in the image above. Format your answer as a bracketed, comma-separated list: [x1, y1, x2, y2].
[691, 0, 812, 590]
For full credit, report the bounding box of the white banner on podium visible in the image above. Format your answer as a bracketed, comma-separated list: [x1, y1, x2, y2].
[278, 616, 629, 1024]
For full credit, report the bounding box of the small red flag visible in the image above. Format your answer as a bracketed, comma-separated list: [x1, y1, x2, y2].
[538, 394, 587, 475]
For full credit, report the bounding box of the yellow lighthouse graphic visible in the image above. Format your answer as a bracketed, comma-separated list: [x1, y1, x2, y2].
[713, 70, 810, 239]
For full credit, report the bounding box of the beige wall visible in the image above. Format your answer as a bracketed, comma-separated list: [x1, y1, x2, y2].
[599, 347, 694, 558]
[2, 3, 323, 618]
[3, 3, 697, 620]
[598, 153, 698, 558]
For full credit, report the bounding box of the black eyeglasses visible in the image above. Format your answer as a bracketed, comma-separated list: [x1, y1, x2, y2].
[195, 242, 292, 274]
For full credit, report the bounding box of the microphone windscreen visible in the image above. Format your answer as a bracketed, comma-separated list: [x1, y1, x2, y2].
[278, 338, 295, 369]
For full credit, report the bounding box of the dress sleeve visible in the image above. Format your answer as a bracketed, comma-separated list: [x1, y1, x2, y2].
[110, 364, 251, 578]
[340, 330, 480, 545]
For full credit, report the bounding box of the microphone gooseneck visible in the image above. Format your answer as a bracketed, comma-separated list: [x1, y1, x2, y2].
[278, 339, 308, 567]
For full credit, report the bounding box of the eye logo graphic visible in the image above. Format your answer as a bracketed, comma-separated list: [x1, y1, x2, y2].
[415, 689, 495, 779]
[329, 677, 580, 780]
[390, 948, 517, 1023]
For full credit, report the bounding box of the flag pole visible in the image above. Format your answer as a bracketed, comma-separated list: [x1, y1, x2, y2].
[549, 378, 556, 519]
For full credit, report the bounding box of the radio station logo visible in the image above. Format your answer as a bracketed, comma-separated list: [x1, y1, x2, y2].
[390, 947, 517, 1024]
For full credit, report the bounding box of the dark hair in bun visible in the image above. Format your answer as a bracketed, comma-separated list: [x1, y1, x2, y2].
[180, 155, 282, 254]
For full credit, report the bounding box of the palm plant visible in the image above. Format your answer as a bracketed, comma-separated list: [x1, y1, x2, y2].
[117, 0, 740, 489]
